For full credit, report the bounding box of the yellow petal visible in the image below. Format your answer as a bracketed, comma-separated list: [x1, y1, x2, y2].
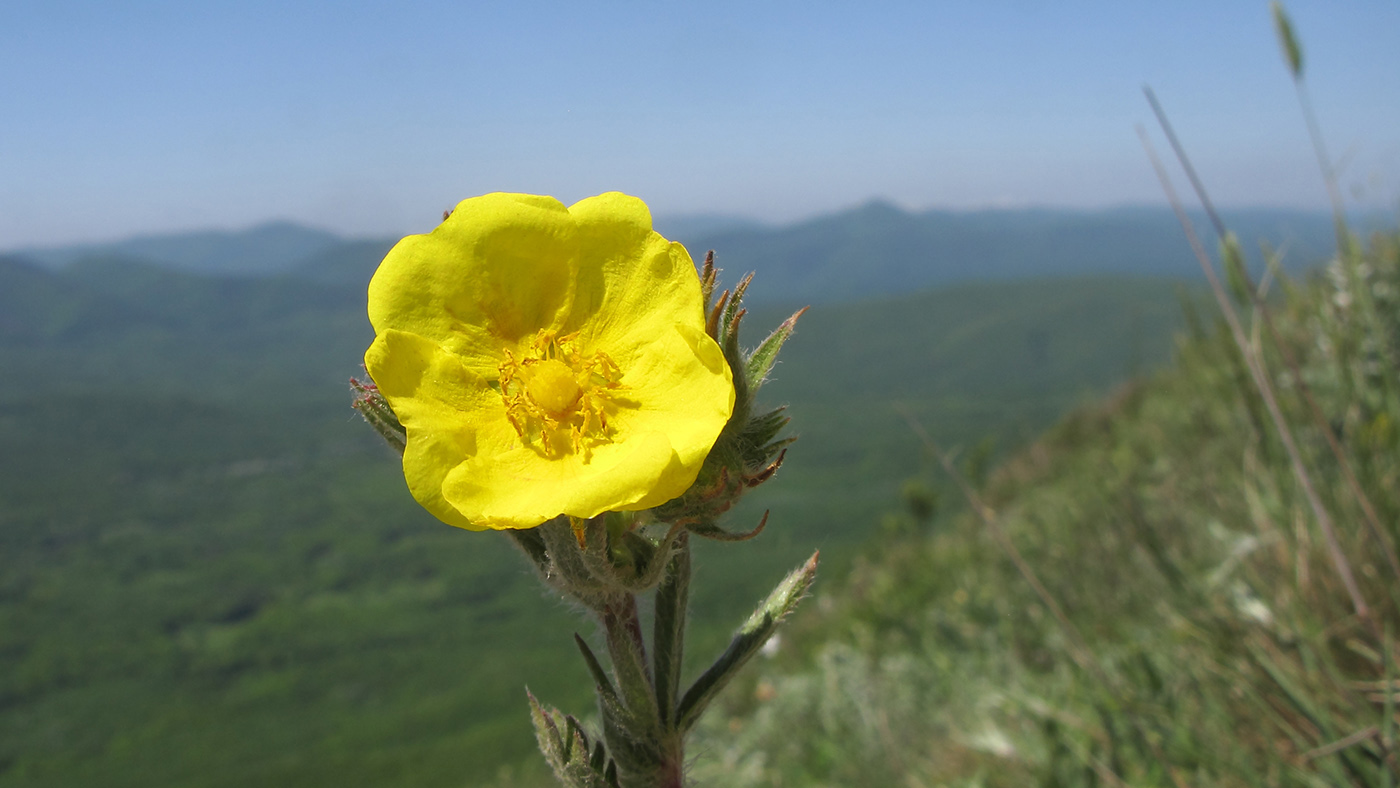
[441, 431, 683, 529]
[564, 192, 706, 356]
[365, 329, 502, 530]
[367, 193, 578, 378]
[609, 321, 734, 508]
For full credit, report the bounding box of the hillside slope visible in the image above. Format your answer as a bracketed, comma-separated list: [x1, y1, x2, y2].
[692, 233, 1400, 787]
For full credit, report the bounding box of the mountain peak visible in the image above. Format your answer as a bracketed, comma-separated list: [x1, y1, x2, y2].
[851, 198, 907, 217]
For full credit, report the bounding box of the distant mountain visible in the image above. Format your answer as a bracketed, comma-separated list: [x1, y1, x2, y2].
[14, 221, 344, 276]
[6, 204, 1343, 304]
[680, 202, 1338, 304]
[284, 216, 770, 288]
[289, 237, 398, 287]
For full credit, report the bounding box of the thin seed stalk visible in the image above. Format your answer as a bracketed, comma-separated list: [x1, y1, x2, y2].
[1144, 85, 1400, 583]
[1138, 126, 1376, 638]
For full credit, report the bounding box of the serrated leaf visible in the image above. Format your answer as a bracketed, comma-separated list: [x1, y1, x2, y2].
[529, 691, 616, 788]
[564, 714, 588, 762]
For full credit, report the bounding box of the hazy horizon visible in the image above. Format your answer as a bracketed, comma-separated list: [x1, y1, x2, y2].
[3, 198, 1364, 257]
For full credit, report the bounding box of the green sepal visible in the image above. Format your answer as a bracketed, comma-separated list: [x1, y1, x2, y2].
[612, 525, 685, 593]
[745, 307, 808, 392]
[744, 408, 795, 466]
[505, 528, 549, 574]
[699, 250, 718, 315]
[651, 267, 804, 530]
[534, 519, 616, 608]
[578, 518, 622, 592]
[722, 273, 752, 337]
[685, 511, 768, 543]
[350, 378, 406, 455]
[675, 551, 819, 733]
[721, 308, 752, 431]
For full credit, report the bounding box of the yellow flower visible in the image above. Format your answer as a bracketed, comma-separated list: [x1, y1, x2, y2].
[364, 192, 735, 530]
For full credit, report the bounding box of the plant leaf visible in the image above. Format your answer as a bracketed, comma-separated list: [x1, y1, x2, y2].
[675, 551, 818, 732]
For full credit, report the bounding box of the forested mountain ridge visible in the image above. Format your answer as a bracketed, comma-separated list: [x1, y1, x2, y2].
[8, 204, 1337, 304]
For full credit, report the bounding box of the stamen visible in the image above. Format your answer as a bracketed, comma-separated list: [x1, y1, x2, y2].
[498, 330, 625, 458]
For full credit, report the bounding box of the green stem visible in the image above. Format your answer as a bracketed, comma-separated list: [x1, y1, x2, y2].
[599, 593, 663, 787]
[652, 533, 691, 728]
[658, 734, 684, 788]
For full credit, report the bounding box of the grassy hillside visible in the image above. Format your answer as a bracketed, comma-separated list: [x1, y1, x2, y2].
[690, 231, 1400, 786]
[0, 257, 1189, 786]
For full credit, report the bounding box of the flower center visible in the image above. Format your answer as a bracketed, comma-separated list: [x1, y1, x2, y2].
[498, 330, 625, 458]
[526, 358, 582, 415]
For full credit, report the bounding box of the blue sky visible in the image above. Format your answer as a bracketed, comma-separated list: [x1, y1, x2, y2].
[2, 0, 1398, 248]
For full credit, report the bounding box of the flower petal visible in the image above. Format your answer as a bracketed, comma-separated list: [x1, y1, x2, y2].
[367, 193, 579, 378]
[440, 430, 684, 529]
[563, 192, 706, 357]
[365, 328, 506, 530]
[611, 322, 735, 506]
